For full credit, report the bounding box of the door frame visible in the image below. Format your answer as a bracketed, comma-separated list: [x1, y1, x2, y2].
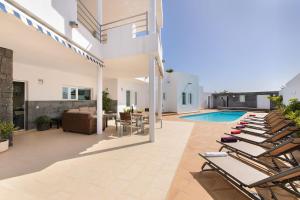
[13, 80, 28, 131]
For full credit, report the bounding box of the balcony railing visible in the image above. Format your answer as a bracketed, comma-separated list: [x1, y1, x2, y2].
[77, 0, 101, 41]
[100, 12, 148, 43]
[77, 0, 148, 44]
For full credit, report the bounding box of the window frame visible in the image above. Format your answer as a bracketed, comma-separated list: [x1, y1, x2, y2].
[126, 90, 131, 107]
[239, 95, 246, 103]
[134, 91, 138, 106]
[189, 93, 192, 104]
[62, 86, 92, 101]
[182, 92, 187, 105]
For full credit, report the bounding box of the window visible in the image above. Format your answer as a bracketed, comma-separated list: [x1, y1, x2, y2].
[62, 87, 91, 100]
[189, 93, 192, 104]
[240, 95, 246, 103]
[78, 89, 91, 100]
[126, 90, 131, 107]
[134, 92, 137, 106]
[182, 92, 186, 105]
[163, 93, 166, 100]
[62, 87, 69, 99]
[70, 88, 77, 100]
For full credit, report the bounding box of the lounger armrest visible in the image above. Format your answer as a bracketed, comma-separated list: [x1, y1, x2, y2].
[248, 166, 300, 187]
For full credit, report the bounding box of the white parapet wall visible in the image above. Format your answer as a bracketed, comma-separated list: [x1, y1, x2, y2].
[280, 73, 300, 105]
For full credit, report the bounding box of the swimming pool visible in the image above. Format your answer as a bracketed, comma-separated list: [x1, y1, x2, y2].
[180, 111, 246, 122]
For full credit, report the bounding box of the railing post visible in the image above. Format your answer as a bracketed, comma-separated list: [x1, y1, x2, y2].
[146, 11, 149, 34]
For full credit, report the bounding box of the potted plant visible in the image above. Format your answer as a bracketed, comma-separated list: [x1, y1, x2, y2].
[103, 89, 112, 113]
[35, 116, 51, 131]
[0, 121, 14, 151]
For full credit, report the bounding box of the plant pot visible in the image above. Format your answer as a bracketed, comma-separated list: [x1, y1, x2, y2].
[37, 123, 50, 131]
[0, 140, 9, 152]
[8, 133, 13, 146]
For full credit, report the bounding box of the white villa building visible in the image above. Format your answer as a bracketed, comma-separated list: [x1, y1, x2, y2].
[0, 0, 164, 142]
[162, 71, 200, 113]
[280, 73, 300, 105]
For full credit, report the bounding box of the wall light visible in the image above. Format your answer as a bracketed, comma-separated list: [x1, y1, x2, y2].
[69, 21, 79, 28]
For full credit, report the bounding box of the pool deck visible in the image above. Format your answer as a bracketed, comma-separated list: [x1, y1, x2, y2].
[165, 111, 299, 200]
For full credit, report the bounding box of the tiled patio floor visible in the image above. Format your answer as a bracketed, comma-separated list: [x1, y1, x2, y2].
[0, 120, 194, 200]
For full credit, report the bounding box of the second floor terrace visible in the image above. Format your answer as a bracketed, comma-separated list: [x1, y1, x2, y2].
[9, 0, 164, 61]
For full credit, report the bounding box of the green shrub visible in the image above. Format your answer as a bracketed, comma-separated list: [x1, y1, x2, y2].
[103, 89, 112, 112]
[268, 95, 284, 110]
[0, 121, 14, 140]
[34, 116, 51, 125]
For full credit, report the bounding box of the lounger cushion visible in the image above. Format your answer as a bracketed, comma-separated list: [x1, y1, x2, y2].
[231, 130, 241, 134]
[245, 124, 267, 129]
[230, 133, 266, 143]
[242, 128, 266, 135]
[222, 141, 266, 157]
[240, 121, 248, 125]
[201, 155, 270, 186]
[236, 125, 245, 129]
[221, 136, 238, 143]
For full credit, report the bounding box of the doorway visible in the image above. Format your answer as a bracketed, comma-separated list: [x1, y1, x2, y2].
[13, 82, 25, 130]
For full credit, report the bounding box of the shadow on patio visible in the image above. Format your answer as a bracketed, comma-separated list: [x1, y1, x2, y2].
[0, 127, 150, 180]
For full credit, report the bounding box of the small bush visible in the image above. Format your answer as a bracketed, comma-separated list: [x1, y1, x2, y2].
[0, 121, 14, 140]
[34, 116, 51, 125]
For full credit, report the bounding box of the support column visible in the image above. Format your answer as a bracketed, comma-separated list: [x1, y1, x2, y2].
[97, 66, 103, 134]
[148, 0, 157, 34]
[157, 75, 162, 120]
[149, 56, 156, 142]
[0, 47, 13, 123]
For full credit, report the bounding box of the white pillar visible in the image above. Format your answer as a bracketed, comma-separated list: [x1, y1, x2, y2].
[97, 66, 103, 134]
[148, 0, 157, 34]
[149, 56, 156, 142]
[157, 75, 162, 119]
[97, 0, 103, 24]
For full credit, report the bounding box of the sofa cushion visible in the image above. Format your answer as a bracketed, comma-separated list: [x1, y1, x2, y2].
[89, 107, 97, 115]
[79, 107, 89, 112]
[68, 109, 80, 113]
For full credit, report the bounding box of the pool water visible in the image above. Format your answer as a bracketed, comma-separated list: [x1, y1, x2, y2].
[180, 111, 246, 122]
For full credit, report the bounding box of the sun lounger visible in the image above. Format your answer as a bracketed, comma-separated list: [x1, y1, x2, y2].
[217, 138, 300, 171]
[244, 117, 285, 130]
[225, 126, 299, 145]
[199, 154, 300, 199]
[241, 120, 293, 136]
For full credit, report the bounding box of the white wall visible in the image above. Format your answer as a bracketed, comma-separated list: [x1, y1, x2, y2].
[162, 73, 177, 112]
[199, 87, 212, 109]
[103, 78, 118, 100]
[280, 73, 300, 105]
[163, 72, 200, 113]
[13, 62, 97, 101]
[103, 78, 149, 113]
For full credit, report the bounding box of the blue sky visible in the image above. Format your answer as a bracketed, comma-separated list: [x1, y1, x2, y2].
[162, 0, 300, 92]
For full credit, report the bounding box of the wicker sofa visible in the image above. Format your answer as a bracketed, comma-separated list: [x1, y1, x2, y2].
[62, 107, 105, 135]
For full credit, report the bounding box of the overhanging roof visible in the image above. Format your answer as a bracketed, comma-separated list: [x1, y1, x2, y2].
[0, 0, 103, 67]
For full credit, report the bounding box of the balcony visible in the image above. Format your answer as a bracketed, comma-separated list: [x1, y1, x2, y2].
[77, 0, 101, 42]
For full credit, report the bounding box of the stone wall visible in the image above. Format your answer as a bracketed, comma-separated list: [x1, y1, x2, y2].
[0, 47, 13, 122]
[26, 100, 96, 129]
[212, 91, 279, 110]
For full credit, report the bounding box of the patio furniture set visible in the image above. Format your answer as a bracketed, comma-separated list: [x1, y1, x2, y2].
[61, 106, 161, 136]
[200, 111, 300, 200]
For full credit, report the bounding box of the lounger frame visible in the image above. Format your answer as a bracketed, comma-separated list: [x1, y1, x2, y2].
[199, 154, 300, 200]
[217, 139, 299, 171]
